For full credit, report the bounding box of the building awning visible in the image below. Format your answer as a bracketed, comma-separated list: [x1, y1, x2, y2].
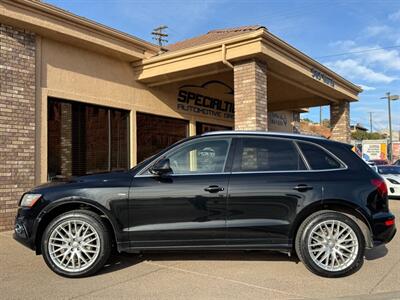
[132, 26, 362, 110]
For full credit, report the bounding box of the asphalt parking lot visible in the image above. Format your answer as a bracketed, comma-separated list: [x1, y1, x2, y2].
[1, 200, 399, 300]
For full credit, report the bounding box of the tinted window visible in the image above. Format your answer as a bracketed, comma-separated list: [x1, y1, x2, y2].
[196, 122, 232, 135]
[298, 142, 342, 170]
[165, 139, 231, 174]
[48, 98, 129, 179]
[233, 138, 306, 172]
[136, 112, 188, 163]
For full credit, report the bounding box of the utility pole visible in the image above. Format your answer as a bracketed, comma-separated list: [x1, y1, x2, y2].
[151, 25, 168, 47]
[380, 92, 399, 162]
[368, 112, 373, 132]
[319, 106, 322, 125]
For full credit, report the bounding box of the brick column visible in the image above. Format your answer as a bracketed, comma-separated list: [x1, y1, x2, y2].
[234, 59, 268, 131]
[0, 24, 36, 231]
[330, 101, 350, 143]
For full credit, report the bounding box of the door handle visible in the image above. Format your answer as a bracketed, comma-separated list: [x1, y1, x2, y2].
[293, 184, 313, 191]
[204, 185, 224, 193]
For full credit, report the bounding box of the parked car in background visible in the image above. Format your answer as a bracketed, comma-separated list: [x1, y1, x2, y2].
[377, 166, 400, 199]
[369, 159, 389, 166]
[364, 160, 378, 172]
[14, 132, 396, 278]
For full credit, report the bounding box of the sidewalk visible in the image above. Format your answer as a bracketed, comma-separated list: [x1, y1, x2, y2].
[1, 200, 399, 300]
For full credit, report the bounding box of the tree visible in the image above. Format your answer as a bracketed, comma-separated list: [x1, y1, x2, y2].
[351, 130, 386, 141]
[301, 118, 315, 124]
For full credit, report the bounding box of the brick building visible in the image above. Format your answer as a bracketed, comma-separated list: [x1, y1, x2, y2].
[0, 0, 361, 231]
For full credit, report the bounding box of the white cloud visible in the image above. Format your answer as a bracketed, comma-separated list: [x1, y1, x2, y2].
[328, 40, 356, 49]
[325, 59, 397, 83]
[362, 24, 400, 45]
[364, 25, 391, 37]
[389, 9, 400, 21]
[357, 84, 376, 91]
[365, 49, 400, 70]
[351, 46, 400, 71]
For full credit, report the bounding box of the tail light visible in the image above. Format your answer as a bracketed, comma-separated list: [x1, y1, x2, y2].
[371, 179, 388, 198]
[385, 219, 395, 227]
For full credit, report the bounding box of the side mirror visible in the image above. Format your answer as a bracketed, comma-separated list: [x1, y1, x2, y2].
[150, 158, 172, 176]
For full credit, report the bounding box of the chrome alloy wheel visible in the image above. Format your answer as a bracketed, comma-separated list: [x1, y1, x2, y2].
[307, 220, 359, 272]
[48, 220, 100, 273]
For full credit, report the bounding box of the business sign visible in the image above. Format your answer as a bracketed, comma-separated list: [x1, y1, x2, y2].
[393, 142, 400, 161]
[268, 111, 296, 133]
[311, 68, 335, 87]
[176, 80, 298, 133]
[176, 80, 234, 120]
[362, 140, 387, 161]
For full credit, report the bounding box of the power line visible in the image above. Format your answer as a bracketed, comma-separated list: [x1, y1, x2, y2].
[315, 45, 400, 59]
[369, 112, 373, 133]
[151, 25, 168, 47]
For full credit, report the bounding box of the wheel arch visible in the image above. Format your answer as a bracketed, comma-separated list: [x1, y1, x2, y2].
[34, 199, 118, 255]
[291, 200, 373, 249]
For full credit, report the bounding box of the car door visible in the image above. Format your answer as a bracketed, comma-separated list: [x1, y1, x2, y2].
[226, 136, 322, 246]
[128, 136, 233, 248]
[296, 140, 355, 211]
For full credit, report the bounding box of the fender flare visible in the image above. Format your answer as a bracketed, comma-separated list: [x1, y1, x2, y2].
[291, 199, 373, 247]
[33, 197, 123, 253]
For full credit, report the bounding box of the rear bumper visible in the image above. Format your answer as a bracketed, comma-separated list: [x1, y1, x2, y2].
[371, 212, 396, 245]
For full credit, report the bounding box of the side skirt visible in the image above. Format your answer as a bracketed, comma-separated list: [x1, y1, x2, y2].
[118, 243, 292, 253]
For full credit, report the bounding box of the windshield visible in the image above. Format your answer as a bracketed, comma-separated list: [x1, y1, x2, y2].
[377, 166, 400, 174]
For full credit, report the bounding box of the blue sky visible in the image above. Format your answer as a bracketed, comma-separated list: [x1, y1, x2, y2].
[47, 0, 400, 132]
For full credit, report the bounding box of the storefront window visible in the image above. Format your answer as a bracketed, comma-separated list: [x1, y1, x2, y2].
[47, 98, 129, 180]
[136, 112, 188, 163]
[196, 122, 232, 135]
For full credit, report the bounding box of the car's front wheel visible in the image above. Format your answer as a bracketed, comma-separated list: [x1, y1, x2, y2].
[296, 210, 365, 277]
[41, 210, 111, 277]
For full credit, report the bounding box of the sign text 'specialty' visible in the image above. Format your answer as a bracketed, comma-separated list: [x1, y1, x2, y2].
[177, 89, 234, 119]
[311, 68, 335, 87]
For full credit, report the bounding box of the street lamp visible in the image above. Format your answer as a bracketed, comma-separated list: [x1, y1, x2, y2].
[380, 92, 399, 162]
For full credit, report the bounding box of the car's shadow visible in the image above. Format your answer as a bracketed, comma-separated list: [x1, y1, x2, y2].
[97, 244, 389, 276]
[98, 250, 299, 276]
[364, 244, 388, 260]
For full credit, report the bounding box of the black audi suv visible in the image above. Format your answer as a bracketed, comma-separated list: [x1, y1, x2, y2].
[14, 132, 396, 278]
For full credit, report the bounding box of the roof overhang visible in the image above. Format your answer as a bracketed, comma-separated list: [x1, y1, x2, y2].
[0, 0, 160, 61]
[133, 28, 361, 103]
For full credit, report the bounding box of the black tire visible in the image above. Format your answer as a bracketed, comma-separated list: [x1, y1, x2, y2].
[41, 210, 111, 278]
[295, 210, 365, 277]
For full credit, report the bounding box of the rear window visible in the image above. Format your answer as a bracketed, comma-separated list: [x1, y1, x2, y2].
[298, 142, 342, 170]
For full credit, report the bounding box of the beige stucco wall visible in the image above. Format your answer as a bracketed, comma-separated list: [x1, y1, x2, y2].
[37, 37, 235, 183]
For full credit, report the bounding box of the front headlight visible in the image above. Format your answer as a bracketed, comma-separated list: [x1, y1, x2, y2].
[20, 194, 42, 208]
[387, 178, 400, 185]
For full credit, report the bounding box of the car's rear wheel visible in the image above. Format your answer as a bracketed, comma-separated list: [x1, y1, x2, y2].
[41, 210, 111, 278]
[296, 210, 365, 277]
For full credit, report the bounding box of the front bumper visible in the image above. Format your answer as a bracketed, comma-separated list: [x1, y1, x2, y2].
[13, 208, 37, 251]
